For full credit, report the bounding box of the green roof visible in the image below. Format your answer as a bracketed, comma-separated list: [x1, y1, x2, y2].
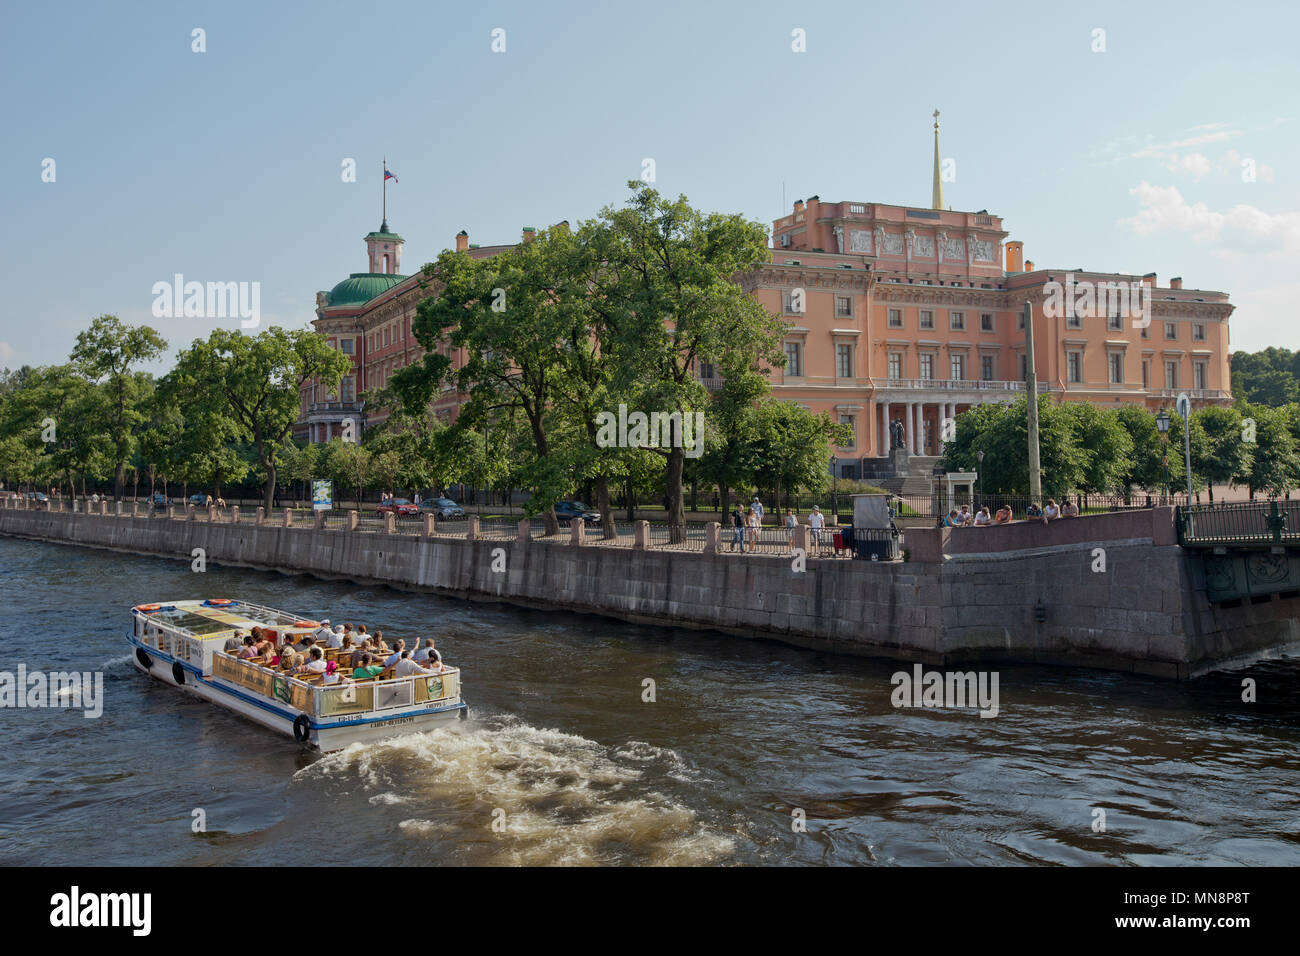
[326, 272, 408, 307]
[364, 219, 404, 242]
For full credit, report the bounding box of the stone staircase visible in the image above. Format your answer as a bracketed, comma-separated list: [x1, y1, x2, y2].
[870, 455, 943, 497]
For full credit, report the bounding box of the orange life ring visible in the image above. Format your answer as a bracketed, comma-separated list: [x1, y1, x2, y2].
[293, 620, 320, 628]
[207, 599, 233, 606]
[137, 603, 161, 612]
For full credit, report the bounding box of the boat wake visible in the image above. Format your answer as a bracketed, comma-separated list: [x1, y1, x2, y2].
[298, 713, 736, 865]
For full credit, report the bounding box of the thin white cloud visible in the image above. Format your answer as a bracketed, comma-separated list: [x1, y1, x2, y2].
[1119, 182, 1300, 259]
[1132, 129, 1240, 159]
[0, 341, 14, 363]
[1162, 153, 1212, 179]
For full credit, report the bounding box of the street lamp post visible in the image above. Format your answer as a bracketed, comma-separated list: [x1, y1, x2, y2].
[975, 450, 985, 506]
[1177, 394, 1194, 503]
[1156, 410, 1171, 505]
[830, 456, 839, 523]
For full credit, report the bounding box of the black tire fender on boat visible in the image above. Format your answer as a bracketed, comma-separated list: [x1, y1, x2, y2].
[171, 662, 185, 685]
[293, 714, 311, 743]
[136, 648, 153, 670]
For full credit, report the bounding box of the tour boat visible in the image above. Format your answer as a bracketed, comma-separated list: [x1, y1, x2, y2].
[128, 599, 466, 751]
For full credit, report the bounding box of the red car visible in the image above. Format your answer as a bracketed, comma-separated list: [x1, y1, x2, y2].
[376, 498, 419, 517]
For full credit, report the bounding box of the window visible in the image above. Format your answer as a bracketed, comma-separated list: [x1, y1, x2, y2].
[1018, 312, 1025, 330]
[920, 310, 934, 330]
[980, 355, 995, 381]
[1165, 361, 1178, 388]
[836, 296, 852, 318]
[950, 354, 965, 380]
[339, 338, 354, 355]
[1141, 362, 1149, 389]
[1141, 323, 1149, 339]
[1109, 353, 1124, 384]
[1194, 362, 1207, 389]
[1019, 353, 1027, 381]
[836, 343, 854, 378]
[1066, 313, 1081, 329]
[782, 291, 802, 314]
[784, 341, 802, 377]
[1193, 323, 1206, 341]
[919, 354, 934, 380]
[341, 377, 354, 402]
[838, 414, 857, 449]
[1108, 311, 1122, 331]
[980, 313, 994, 332]
[950, 311, 965, 330]
[383, 328, 389, 347]
[888, 353, 902, 379]
[888, 308, 903, 328]
[699, 360, 715, 380]
[1164, 321, 1177, 340]
[1067, 352, 1082, 383]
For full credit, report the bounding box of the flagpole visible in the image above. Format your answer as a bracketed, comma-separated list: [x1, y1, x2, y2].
[382, 157, 387, 227]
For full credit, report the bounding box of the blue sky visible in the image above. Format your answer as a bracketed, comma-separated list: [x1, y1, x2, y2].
[2, 0, 1297, 370]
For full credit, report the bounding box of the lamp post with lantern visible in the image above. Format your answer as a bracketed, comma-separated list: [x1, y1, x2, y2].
[1155, 410, 1171, 505]
[830, 456, 839, 523]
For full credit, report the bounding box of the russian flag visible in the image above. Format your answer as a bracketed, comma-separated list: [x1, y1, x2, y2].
[385, 169, 398, 183]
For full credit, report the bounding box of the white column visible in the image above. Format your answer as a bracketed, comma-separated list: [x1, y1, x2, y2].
[880, 401, 890, 455]
[903, 402, 913, 455]
[912, 403, 922, 455]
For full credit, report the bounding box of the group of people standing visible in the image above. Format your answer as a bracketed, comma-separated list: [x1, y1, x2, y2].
[728, 496, 831, 554]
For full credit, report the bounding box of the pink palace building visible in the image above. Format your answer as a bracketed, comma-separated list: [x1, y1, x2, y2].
[298, 124, 1233, 481]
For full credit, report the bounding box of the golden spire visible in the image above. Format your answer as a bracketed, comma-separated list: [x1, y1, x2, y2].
[931, 109, 944, 210]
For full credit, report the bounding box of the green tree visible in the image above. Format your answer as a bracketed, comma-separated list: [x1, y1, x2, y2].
[1191, 405, 1251, 502]
[169, 328, 350, 512]
[69, 315, 167, 498]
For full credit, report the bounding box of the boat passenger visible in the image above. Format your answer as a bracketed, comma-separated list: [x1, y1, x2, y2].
[413, 638, 436, 662]
[340, 634, 356, 653]
[313, 619, 332, 643]
[371, 631, 390, 654]
[223, 635, 243, 653]
[279, 651, 298, 674]
[383, 639, 407, 669]
[352, 654, 384, 680]
[350, 638, 374, 669]
[322, 661, 344, 685]
[303, 647, 328, 677]
[393, 651, 434, 677]
[238, 635, 259, 659]
[327, 624, 344, 648]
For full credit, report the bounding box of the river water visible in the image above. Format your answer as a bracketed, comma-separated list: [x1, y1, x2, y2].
[1, 536, 1298, 866]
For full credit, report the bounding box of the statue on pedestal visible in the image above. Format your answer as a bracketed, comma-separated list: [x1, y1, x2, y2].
[890, 419, 906, 452]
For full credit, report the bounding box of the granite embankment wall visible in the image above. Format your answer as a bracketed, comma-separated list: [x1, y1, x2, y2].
[3, 505, 1297, 678]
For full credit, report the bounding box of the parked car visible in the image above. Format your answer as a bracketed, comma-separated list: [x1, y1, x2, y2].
[418, 498, 465, 519]
[553, 501, 601, 525]
[188, 494, 209, 506]
[150, 492, 171, 507]
[376, 498, 419, 517]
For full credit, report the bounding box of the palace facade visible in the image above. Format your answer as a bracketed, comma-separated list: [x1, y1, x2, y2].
[298, 178, 1233, 480]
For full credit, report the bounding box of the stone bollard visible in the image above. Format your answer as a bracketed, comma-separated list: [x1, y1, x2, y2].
[72, 499, 79, 513]
[314, 510, 326, 530]
[187, 503, 196, 521]
[570, 517, 585, 546]
[231, 506, 240, 524]
[704, 521, 720, 554]
[347, 510, 359, 532]
[131, 501, 139, 517]
[168, 506, 176, 520]
[283, 508, 293, 528]
[208, 505, 217, 523]
[634, 519, 650, 550]
[794, 523, 809, 555]
[516, 519, 530, 542]
[100, 500, 109, 515]
[115, 501, 123, 516]
[423, 513, 435, 538]
[467, 515, 480, 541]
[256, 507, 265, 526]
[384, 512, 396, 534]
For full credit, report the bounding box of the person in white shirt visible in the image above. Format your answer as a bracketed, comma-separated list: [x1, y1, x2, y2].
[751, 496, 764, 521]
[383, 639, 407, 669]
[808, 505, 825, 552]
[303, 647, 328, 676]
[1044, 498, 1061, 521]
[413, 638, 437, 662]
[313, 619, 332, 643]
[393, 651, 434, 677]
[973, 506, 992, 526]
[326, 624, 344, 648]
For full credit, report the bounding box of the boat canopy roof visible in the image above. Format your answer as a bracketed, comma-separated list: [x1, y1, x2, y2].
[133, 600, 321, 642]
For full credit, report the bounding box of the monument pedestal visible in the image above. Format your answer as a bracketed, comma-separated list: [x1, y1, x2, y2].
[890, 447, 911, 477]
